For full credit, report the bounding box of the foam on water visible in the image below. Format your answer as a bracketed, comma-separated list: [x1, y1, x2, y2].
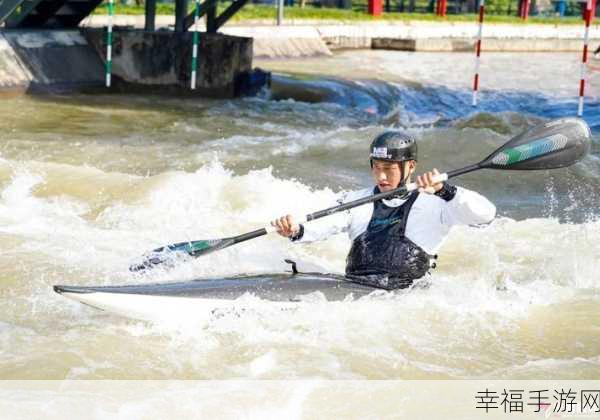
[1, 154, 598, 379]
[2, 155, 598, 286]
[1, 52, 599, 381]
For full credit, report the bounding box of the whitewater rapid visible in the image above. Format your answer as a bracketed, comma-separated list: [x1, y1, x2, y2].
[0, 50, 598, 381]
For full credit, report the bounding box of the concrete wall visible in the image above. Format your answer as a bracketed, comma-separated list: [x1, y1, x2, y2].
[225, 21, 600, 55]
[316, 21, 600, 42]
[84, 16, 600, 57]
[84, 29, 253, 97]
[371, 37, 599, 52]
[0, 33, 31, 91]
[84, 17, 331, 59]
[0, 29, 255, 97]
[0, 30, 104, 91]
[320, 22, 600, 52]
[221, 26, 331, 58]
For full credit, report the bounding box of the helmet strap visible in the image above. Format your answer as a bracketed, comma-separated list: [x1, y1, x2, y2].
[399, 161, 410, 186]
[399, 162, 405, 185]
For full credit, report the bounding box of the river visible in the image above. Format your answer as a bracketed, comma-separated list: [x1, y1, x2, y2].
[0, 50, 599, 384]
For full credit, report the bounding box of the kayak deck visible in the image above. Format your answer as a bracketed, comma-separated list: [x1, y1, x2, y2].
[54, 272, 380, 303]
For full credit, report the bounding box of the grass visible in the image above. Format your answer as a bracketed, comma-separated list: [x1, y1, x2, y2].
[92, 2, 585, 25]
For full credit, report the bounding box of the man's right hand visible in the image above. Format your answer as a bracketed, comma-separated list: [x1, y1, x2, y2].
[271, 215, 299, 238]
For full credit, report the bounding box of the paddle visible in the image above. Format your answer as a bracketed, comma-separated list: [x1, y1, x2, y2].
[129, 117, 591, 272]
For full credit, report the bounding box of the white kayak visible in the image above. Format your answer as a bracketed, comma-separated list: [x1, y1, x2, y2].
[54, 272, 383, 324]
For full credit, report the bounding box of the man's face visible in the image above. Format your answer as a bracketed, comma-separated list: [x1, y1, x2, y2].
[371, 160, 416, 192]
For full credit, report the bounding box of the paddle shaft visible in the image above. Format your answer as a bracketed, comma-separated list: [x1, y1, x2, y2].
[295, 173, 449, 225]
[307, 165, 479, 219]
[229, 167, 482, 249]
[161, 162, 498, 262]
[216, 164, 486, 250]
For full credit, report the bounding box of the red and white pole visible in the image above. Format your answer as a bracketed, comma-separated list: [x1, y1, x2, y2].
[519, 0, 531, 20]
[472, 0, 485, 106]
[578, 0, 593, 116]
[436, 0, 448, 16]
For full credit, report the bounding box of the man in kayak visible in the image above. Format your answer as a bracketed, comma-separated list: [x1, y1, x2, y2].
[271, 131, 496, 290]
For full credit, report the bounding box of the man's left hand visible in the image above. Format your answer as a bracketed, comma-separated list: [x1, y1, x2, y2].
[416, 168, 444, 194]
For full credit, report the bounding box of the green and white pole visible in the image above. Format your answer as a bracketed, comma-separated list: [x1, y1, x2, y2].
[191, 0, 200, 90]
[105, 0, 114, 88]
[277, 0, 283, 26]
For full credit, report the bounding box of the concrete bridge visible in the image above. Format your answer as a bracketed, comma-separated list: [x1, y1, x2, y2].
[0, 0, 104, 28]
[0, 0, 248, 32]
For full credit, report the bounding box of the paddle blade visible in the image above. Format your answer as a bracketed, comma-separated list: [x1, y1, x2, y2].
[480, 117, 591, 170]
[128, 238, 235, 272]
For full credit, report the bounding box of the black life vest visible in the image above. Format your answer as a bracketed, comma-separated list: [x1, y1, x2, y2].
[345, 189, 434, 290]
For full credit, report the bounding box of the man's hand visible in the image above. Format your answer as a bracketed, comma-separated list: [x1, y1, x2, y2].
[271, 215, 299, 238]
[416, 168, 444, 194]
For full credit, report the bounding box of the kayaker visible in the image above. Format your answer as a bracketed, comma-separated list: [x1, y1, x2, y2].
[271, 131, 496, 290]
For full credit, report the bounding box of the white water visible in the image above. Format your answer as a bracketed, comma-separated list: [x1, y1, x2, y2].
[0, 156, 598, 380]
[0, 51, 598, 384]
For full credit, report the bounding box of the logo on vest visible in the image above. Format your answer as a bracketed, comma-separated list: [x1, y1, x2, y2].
[370, 217, 402, 228]
[371, 147, 391, 159]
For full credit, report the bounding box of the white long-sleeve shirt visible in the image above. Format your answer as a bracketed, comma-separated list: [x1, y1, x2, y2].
[296, 186, 496, 255]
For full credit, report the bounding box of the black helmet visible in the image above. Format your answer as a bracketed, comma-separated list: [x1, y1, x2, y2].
[369, 131, 417, 164]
